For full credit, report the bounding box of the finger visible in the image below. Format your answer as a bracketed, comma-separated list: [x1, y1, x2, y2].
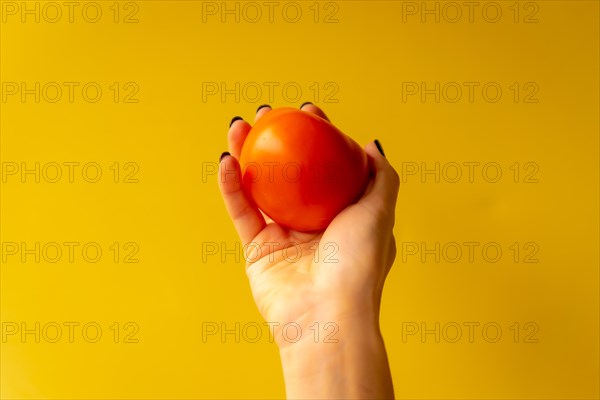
[228, 116, 252, 159]
[299, 102, 330, 122]
[218, 153, 266, 245]
[254, 104, 271, 123]
[360, 140, 400, 218]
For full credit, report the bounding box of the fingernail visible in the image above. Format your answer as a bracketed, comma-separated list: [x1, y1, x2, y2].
[299, 101, 313, 109]
[229, 116, 243, 127]
[256, 104, 271, 113]
[219, 151, 231, 162]
[374, 139, 385, 157]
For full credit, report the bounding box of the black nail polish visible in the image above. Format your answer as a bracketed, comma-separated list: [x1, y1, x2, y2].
[229, 116, 243, 127]
[299, 101, 313, 109]
[256, 104, 271, 113]
[374, 139, 385, 157]
[219, 151, 231, 162]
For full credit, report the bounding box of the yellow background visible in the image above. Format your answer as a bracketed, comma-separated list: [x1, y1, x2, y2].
[1, 0, 598, 398]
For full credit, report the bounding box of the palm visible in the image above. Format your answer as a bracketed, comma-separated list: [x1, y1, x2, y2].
[245, 191, 388, 326]
[245, 224, 323, 327]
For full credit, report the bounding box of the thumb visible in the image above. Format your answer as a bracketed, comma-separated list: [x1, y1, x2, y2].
[359, 140, 400, 224]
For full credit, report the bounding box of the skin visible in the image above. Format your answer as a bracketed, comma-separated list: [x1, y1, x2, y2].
[218, 104, 400, 399]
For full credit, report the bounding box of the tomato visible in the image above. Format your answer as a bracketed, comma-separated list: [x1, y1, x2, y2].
[239, 107, 370, 232]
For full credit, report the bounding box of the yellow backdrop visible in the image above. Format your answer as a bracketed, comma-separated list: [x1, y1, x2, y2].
[1, 1, 598, 398]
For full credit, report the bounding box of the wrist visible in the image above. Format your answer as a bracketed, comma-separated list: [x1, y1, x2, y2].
[277, 308, 393, 399]
[274, 298, 381, 349]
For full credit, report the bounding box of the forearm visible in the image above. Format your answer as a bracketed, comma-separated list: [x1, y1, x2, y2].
[278, 313, 394, 399]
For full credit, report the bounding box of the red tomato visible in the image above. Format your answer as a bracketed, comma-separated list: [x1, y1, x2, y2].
[239, 107, 370, 232]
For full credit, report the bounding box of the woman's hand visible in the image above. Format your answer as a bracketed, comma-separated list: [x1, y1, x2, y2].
[218, 103, 399, 399]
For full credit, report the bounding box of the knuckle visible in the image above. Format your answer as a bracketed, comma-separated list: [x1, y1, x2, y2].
[389, 167, 400, 190]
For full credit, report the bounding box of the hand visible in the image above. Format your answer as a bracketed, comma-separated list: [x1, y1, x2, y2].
[218, 104, 399, 399]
